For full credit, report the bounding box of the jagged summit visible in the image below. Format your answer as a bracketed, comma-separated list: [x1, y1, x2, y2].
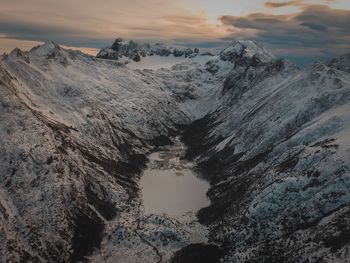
[9, 47, 27, 56]
[10, 41, 90, 65]
[328, 53, 350, 73]
[96, 38, 200, 61]
[220, 40, 275, 65]
[29, 41, 62, 55]
[7, 47, 30, 63]
[97, 38, 277, 67]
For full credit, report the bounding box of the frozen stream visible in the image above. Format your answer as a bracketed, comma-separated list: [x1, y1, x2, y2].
[140, 137, 210, 217]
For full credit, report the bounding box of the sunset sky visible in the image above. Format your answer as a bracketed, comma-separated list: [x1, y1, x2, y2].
[0, 0, 349, 65]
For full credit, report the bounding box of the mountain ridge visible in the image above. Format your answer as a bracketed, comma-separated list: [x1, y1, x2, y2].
[1, 39, 349, 262]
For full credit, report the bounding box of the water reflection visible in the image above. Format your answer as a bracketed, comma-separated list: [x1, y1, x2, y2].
[140, 138, 210, 217]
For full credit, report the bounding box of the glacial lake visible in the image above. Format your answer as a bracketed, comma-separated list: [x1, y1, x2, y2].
[140, 138, 210, 217]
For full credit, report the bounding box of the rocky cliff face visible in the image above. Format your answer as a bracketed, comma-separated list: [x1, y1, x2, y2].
[96, 38, 200, 62]
[0, 42, 195, 262]
[0, 39, 349, 263]
[182, 42, 350, 263]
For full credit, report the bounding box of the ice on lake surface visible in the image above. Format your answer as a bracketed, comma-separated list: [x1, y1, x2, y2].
[140, 138, 210, 217]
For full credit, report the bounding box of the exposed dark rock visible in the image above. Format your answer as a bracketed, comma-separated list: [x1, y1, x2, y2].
[85, 185, 117, 220]
[328, 53, 350, 73]
[111, 38, 124, 51]
[97, 39, 200, 62]
[184, 48, 194, 58]
[181, 113, 223, 161]
[71, 210, 104, 262]
[205, 60, 220, 74]
[173, 49, 184, 57]
[149, 135, 174, 147]
[171, 243, 224, 263]
[132, 53, 141, 62]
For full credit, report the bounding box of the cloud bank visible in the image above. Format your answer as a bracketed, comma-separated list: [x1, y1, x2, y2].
[0, 0, 223, 49]
[264, 0, 304, 8]
[0, 0, 348, 65]
[220, 4, 350, 65]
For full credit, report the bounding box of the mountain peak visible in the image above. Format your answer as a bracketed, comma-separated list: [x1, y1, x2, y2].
[25, 41, 72, 66]
[29, 41, 62, 56]
[96, 38, 200, 62]
[328, 53, 350, 74]
[220, 40, 275, 65]
[7, 47, 30, 63]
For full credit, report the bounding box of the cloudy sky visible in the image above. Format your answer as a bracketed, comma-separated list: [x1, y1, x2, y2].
[0, 0, 349, 65]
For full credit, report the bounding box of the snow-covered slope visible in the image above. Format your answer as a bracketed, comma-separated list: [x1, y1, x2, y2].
[0, 40, 230, 262]
[219, 40, 275, 64]
[182, 42, 350, 262]
[1, 39, 350, 263]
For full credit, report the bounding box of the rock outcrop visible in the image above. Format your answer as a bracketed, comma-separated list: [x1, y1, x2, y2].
[96, 38, 199, 61]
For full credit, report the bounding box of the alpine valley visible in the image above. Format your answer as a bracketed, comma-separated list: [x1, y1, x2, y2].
[0, 38, 349, 263]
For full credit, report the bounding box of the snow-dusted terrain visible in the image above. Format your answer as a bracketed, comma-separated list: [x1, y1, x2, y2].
[0, 39, 349, 262]
[183, 42, 350, 262]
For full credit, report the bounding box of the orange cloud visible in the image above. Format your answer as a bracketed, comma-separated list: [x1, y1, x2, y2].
[265, 0, 304, 8]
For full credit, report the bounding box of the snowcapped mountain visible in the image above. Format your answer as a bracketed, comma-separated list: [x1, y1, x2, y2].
[0, 39, 349, 263]
[219, 40, 275, 65]
[183, 41, 350, 262]
[0, 40, 223, 262]
[96, 38, 200, 62]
